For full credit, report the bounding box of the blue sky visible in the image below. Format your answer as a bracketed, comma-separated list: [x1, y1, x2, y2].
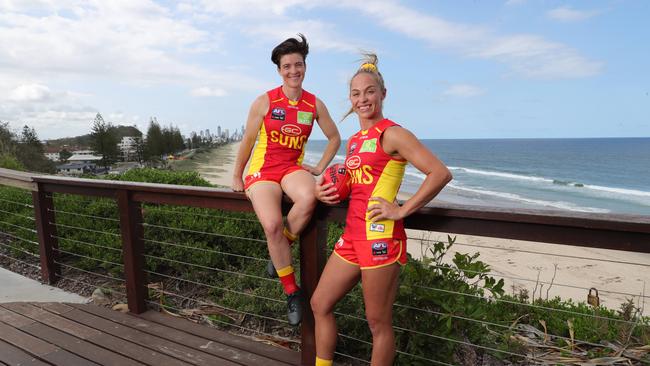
[0, 0, 648, 140]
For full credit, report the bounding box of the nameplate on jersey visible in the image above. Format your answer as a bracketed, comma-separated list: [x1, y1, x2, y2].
[271, 107, 285, 121]
[359, 138, 377, 153]
[369, 223, 385, 232]
[297, 111, 313, 125]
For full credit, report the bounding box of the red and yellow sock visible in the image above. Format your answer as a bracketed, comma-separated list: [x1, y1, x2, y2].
[283, 227, 298, 245]
[277, 265, 299, 295]
[315, 356, 333, 366]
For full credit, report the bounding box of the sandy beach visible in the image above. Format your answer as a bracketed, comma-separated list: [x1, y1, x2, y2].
[185, 142, 650, 314]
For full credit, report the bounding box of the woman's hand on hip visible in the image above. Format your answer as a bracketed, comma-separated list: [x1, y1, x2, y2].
[367, 197, 404, 222]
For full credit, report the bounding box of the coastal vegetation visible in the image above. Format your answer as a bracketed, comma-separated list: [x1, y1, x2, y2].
[0, 122, 56, 173]
[0, 169, 648, 364]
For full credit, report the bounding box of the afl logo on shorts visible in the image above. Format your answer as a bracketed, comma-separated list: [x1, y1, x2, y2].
[271, 107, 285, 121]
[281, 124, 302, 136]
[346, 155, 361, 170]
[371, 242, 388, 256]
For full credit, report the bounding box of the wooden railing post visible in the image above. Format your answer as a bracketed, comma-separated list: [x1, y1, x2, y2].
[299, 207, 329, 366]
[32, 188, 60, 284]
[117, 190, 147, 314]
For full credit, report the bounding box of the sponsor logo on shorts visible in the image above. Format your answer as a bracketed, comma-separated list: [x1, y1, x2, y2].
[359, 138, 377, 153]
[371, 242, 388, 256]
[271, 107, 285, 121]
[369, 223, 385, 232]
[345, 155, 361, 170]
[281, 124, 302, 137]
[297, 111, 313, 125]
[335, 238, 344, 248]
[349, 142, 357, 154]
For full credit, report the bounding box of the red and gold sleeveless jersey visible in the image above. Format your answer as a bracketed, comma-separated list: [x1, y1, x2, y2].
[343, 119, 407, 241]
[248, 86, 316, 175]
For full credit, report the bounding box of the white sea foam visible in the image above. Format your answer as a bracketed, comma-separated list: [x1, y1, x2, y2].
[447, 166, 650, 202]
[449, 166, 552, 183]
[446, 183, 610, 213]
[583, 184, 650, 198]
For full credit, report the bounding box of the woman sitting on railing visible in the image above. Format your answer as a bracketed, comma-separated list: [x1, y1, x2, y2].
[232, 34, 340, 326]
[313, 54, 452, 365]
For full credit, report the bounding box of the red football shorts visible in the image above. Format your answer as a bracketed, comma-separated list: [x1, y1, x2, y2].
[244, 164, 304, 191]
[333, 236, 407, 270]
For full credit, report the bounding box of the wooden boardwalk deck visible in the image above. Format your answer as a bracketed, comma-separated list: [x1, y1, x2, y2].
[0, 302, 300, 366]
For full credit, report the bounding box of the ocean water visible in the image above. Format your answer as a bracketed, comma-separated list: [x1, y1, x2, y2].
[303, 138, 650, 215]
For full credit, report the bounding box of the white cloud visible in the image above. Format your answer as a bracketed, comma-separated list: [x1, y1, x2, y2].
[547, 6, 600, 22]
[242, 20, 363, 53]
[0, 1, 258, 90]
[195, 0, 309, 18]
[336, 0, 602, 79]
[443, 84, 484, 98]
[191, 86, 227, 97]
[8, 83, 52, 102]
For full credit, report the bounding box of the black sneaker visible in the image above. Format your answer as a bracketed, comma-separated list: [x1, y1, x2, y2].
[266, 260, 278, 278]
[286, 290, 303, 326]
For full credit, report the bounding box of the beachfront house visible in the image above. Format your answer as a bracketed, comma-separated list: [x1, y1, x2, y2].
[56, 162, 96, 176]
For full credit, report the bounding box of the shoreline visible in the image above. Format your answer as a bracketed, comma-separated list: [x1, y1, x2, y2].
[181, 143, 650, 314]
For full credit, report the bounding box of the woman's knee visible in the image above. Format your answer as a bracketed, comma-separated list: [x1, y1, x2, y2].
[366, 313, 393, 336]
[310, 292, 333, 317]
[295, 191, 317, 211]
[261, 219, 283, 238]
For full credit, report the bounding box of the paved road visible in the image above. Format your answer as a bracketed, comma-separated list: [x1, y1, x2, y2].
[0, 267, 87, 303]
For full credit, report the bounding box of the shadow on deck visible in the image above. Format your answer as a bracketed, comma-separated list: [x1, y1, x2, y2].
[0, 302, 300, 366]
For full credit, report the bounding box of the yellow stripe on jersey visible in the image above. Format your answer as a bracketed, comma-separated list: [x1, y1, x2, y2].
[302, 99, 315, 108]
[248, 123, 268, 174]
[297, 147, 305, 165]
[366, 159, 407, 240]
[271, 97, 284, 103]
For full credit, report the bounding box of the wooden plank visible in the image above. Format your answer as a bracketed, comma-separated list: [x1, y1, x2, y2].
[36, 302, 75, 315]
[26, 303, 191, 366]
[21, 322, 141, 366]
[0, 305, 36, 328]
[0, 322, 96, 365]
[132, 191, 255, 212]
[0, 339, 50, 366]
[117, 190, 147, 314]
[52, 307, 239, 366]
[0, 168, 37, 191]
[3, 303, 101, 339]
[137, 310, 300, 365]
[71, 304, 294, 365]
[32, 189, 59, 284]
[299, 216, 329, 366]
[402, 214, 650, 253]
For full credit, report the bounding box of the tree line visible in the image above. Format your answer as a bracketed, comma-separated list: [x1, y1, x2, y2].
[0, 113, 225, 174]
[0, 122, 56, 173]
[90, 113, 185, 168]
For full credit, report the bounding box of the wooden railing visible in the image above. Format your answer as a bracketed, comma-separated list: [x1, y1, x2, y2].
[1, 167, 649, 365]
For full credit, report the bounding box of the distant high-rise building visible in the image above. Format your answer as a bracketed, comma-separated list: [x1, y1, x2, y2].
[217, 126, 222, 137]
[225, 129, 230, 140]
[206, 129, 210, 138]
[241, 124, 245, 135]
